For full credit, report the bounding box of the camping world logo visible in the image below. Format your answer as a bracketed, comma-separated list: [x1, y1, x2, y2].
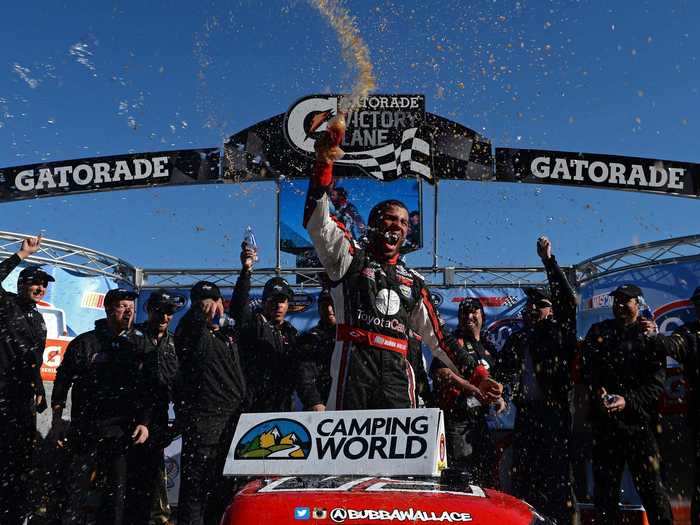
[284, 94, 431, 182]
[234, 418, 312, 460]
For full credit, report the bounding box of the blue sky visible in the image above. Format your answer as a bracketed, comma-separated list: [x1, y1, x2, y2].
[1, 0, 698, 271]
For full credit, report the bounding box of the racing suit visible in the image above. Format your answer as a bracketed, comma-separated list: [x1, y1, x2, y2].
[303, 154, 477, 410]
[174, 306, 246, 525]
[132, 322, 179, 525]
[584, 320, 672, 525]
[495, 256, 578, 524]
[296, 320, 335, 410]
[230, 268, 299, 412]
[0, 253, 47, 524]
[51, 319, 153, 525]
[662, 320, 700, 525]
[431, 331, 497, 487]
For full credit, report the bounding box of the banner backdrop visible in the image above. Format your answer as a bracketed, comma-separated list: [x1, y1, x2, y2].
[279, 177, 422, 254]
[224, 94, 493, 184]
[0, 148, 221, 202]
[496, 148, 700, 198]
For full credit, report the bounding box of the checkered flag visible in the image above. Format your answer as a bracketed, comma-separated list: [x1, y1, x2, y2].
[336, 127, 432, 182]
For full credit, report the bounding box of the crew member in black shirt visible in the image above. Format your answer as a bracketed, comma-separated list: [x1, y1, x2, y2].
[132, 289, 182, 525]
[0, 234, 51, 525]
[584, 284, 672, 525]
[174, 281, 246, 525]
[432, 297, 504, 487]
[230, 243, 298, 412]
[661, 286, 700, 525]
[297, 291, 336, 411]
[495, 237, 578, 524]
[51, 288, 151, 524]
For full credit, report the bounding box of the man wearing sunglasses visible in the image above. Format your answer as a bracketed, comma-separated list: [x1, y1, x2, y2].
[0, 234, 52, 525]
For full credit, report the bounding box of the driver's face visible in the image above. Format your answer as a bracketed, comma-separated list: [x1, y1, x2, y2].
[372, 205, 409, 258]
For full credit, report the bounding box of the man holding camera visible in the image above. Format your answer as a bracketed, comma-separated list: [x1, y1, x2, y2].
[584, 284, 672, 525]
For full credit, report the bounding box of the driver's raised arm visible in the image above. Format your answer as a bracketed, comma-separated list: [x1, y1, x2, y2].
[303, 116, 355, 281]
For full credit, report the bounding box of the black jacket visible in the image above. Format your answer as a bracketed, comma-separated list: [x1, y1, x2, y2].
[584, 319, 666, 430]
[431, 331, 495, 417]
[296, 321, 335, 409]
[495, 256, 577, 408]
[660, 320, 700, 425]
[173, 306, 245, 418]
[135, 322, 178, 435]
[51, 319, 152, 429]
[230, 269, 299, 412]
[0, 253, 46, 412]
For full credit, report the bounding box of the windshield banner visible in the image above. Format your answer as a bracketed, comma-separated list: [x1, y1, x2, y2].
[496, 148, 700, 198]
[224, 408, 446, 477]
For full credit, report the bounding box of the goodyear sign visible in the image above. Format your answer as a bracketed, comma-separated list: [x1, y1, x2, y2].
[224, 408, 447, 476]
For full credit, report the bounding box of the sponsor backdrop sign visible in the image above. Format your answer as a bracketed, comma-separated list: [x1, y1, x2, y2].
[0, 148, 220, 202]
[224, 408, 446, 477]
[224, 94, 493, 183]
[280, 176, 422, 254]
[496, 148, 700, 198]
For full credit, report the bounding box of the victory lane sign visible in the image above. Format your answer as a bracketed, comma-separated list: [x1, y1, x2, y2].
[284, 94, 433, 182]
[224, 408, 447, 477]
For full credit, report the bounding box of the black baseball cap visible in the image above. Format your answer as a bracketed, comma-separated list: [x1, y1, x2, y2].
[146, 289, 185, 313]
[609, 284, 643, 300]
[18, 266, 55, 286]
[104, 288, 138, 307]
[190, 281, 222, 302]
[262, 277, 294, 302]
[458, 297, 483, 314]
[690, 286, 700, 303]
[318, 290, 333, 306]
[524, 288, 553, 308]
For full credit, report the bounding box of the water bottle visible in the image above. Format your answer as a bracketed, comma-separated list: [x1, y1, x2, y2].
[243, 226, 258, 262]
[212, 313, 235, 330]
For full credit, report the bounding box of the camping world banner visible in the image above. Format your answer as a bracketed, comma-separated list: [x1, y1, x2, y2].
[496, 148, 700, 198]
[0, 148, 220, 202]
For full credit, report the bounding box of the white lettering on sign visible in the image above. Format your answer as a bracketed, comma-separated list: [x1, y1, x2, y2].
[330, 507, 473, 523]
[529, 156, 686, 191]
[13, 156, 171, 191]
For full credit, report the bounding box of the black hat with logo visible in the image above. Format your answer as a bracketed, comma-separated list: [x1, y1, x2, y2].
[146, 289, 185, 313]
[18, 266, 55, 286]
[609, 284, 643, 300]
[524, 288, 553, 308]
[104, 288, 139, 307]
[190, 281, 222, 302]
[262, 277, 294, 302]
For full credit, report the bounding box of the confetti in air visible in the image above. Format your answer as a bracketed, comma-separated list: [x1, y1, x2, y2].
[311, 0, 376, 112]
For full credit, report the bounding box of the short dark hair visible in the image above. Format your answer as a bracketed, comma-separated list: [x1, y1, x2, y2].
[332, 187, 348, 199]
[409, 210, 420, 218]
[367, 199, 409, 228]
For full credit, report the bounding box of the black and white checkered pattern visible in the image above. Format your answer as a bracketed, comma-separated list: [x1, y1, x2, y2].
[336, 127, 432, 182]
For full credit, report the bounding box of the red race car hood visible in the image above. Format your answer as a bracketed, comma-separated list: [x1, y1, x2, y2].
[222, 476, 538, 525]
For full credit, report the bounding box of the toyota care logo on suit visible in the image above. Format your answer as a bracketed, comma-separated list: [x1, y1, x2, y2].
[284, 94, 432, 182]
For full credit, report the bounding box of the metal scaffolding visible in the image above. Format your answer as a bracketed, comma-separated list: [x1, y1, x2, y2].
[3, 230, 698, 291]
[0, 231, 136, 284]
